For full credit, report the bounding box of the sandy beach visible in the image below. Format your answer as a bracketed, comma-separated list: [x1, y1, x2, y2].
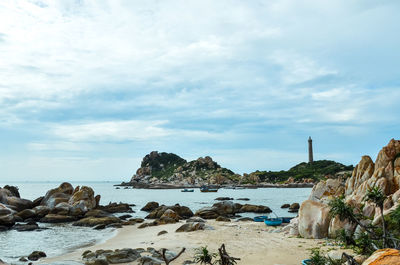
[41, 220, 326, 265]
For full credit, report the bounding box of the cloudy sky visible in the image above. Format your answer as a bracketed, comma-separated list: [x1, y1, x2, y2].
[0, 0, 399, 182]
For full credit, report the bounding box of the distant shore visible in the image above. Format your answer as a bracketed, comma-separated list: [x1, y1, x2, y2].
[115, 182, 314, 189]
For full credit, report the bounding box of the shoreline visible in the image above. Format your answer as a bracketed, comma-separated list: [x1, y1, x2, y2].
[40, 220, 325, 265]
[115, 182, 314, 189]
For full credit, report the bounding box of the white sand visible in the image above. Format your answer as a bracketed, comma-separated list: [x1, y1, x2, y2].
[41, 220, 325, 265]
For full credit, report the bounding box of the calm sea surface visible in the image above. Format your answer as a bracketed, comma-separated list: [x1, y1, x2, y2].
[0, 181, 311, 264]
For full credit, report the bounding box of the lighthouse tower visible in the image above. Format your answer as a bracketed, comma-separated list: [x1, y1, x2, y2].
[308, 136, 314, 163]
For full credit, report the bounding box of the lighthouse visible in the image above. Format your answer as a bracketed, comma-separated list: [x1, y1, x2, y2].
[308, 137, 314, 163]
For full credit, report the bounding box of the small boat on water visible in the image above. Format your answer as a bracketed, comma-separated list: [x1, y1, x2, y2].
[253, 216, 269, 222]
[181, 189, 194, 192]
[264, 218, 283, 226]
[200, 185, 218, 192]
[281, 217, 294, 223]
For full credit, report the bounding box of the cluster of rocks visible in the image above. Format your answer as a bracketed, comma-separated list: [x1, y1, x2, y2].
[82, 247, 187, 265]
[194, 201, 272, 219]
[289, 139, 400, 239]
[0, 183, 136, 232]
[128, 151, 241, 186]
[280, 203, 300, 213]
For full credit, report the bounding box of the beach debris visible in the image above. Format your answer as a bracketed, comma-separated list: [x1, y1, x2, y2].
[217, 244, 240, 265]
[27, 250, 47, 261]
[156, 248, 185, 265]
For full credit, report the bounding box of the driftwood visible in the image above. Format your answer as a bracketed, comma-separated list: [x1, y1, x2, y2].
[217, 244, 240, 265]
[157, 248, 186, 265]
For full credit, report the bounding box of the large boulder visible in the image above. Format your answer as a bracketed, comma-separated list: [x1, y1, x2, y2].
[298, 200, 331, 239]
[194, 207, 219, 219]
[362, 248, 400, 265]
[41, 182, 74, 209]
[146, 204, 193, 219]
[15, 209, 36, 220]
[3, 185, 20, 198]
[0, 203, 15, 227]
[309, 178, 344, 203]
[33, 206, 51, 218]
[68, 186, 97, 213]
[328, 216, 357, 238]
[141, 202, 159, 212]
[239, 204, 272, 213]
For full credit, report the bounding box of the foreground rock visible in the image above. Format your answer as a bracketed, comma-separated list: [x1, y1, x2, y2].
[40, 214, 77, 223]
[28, 251, 46, 261]
[83, 248, 141, 264]
[362, 248, 400, 265]
[298, 200, 331, 239]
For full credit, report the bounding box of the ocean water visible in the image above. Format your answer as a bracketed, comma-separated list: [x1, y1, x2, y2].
[0, 182, 311, 264]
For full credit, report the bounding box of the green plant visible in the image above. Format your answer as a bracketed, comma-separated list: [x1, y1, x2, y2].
[307, 248, 342, 265]
[194, 246, 216, 265]
[364, 186, 387, 247]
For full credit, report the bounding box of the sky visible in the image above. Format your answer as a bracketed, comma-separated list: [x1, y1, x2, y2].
[0, 0, 399, 182]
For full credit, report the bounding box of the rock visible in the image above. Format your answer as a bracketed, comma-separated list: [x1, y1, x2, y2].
[328, 216, 357, 238]
[160, 209, 180, 221]
[212, 201, 238, 215]
[3, 196, 33, 212]
[119, 214, 132, 220]
[16, 209, 36, 220]
[288, 203, 300, 212]
[51, 202, 71, 215]
[146, 204, 193, 219]
[13, 222, 40, 232]
[236, 217, 253, 222]
[215, 197, 233, 201]
[83, 249, 140, 264]
[19, 257, 28, 262]
[362, 248, 400, 265]
[33, 206, 50, 218]
[239, 204, 272, 213]
[28, 251, 46, 261]
[327, 249, 356, 261]
[186, 217, 205, 223]
[85, 259, 109, 265]
[141, 202, 159, 212]
[298, 200, 331, 239]
[93, 224, 106, 230]
[309, 178, 344, 203]
[137, 256, 163, 265]
[176, 222, 205, 232]
[106, 223, 123, 229]
[40, 214, 77, 223]
[41, 182, 74, 209]
[84, 209, 111, 218]
[236, 198, 250, 201]
[194, 207, 219, 219]
[68, 186, 97, 213]
[216, 216, 231, 222]
[281, 204, 290, 208]
[0, 203, 15, 227]
[98, 203, 132, 213]
[3, 185, 20, 198]
[157, 230, 168, 236]
[129, 218, 144, 223]
[32, 196, 43, 208]
[73, 217, 122, 227]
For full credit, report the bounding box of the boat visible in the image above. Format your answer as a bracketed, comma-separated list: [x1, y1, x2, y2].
[264, 218, 283, 226]
[301, 259, 311, 265]
[200, 185, 219, 192]
[181, 189, 194, 192]
[253, 216, 269, 222]
[281, 217, 294, 223]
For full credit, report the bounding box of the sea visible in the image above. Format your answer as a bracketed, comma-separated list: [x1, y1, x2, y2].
[0, 181, 311, 264]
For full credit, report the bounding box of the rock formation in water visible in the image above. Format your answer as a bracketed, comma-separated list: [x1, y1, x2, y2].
[297, 139, 400, 239]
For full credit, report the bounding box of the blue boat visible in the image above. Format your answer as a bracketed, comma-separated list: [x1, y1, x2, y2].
[264, 218, 283, 226]
[281, 217, 294, 223]
[181, 189, 194, 192]
[253, 216, 269, 222]
[301, 259, 311, 265]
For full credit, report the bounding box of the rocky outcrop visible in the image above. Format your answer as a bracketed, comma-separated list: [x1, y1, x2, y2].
[83, 249, 141, 264]
[73, 216, 122, 227]
[362, 248, 400, 265]
[176, 222, 205, 232]
[141, 202, 159, 212]
[145, 204, 193, 219]
[129, 151, 240, 186]
[299, 139, 400, 239]
[0, 203, 15, 227]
